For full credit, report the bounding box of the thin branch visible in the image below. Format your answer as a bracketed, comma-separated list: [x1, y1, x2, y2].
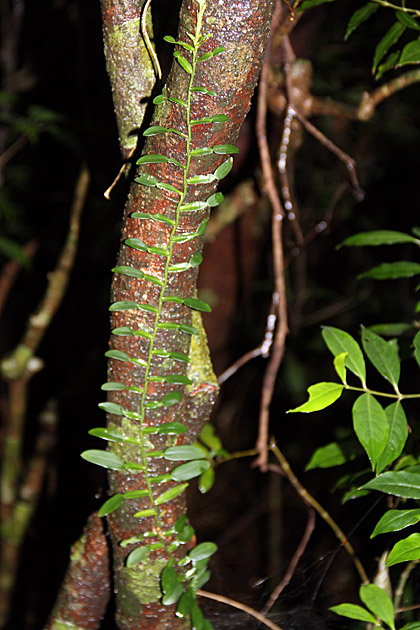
[261, 505, 315, 615]
[394, 560, 418, 612]
[269, 439, 369, 584]
[0, 134, 28, 172]
[254, 5, 289, 471]
[358, 69, 420, 120]
[197, 590, 285, 630]
[0, 239, 38, 317]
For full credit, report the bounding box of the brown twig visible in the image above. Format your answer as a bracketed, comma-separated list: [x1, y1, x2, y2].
[269, 439, 369, 584]
[0, 239, 38, 317]
[0, 134, 28, 173]
[254, 6, 289, 471]
[261, 505, 315, 615]
[197, 589, 285, 630]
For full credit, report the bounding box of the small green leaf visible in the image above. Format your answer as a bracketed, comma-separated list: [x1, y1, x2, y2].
[212, 144, 239, 154]
[360, 584, 395, 630]
[183, 297, 211, 312]
[189, 542, 217, 562]
[212, 46, 225, 55]
[206, 192, 224, 207]
[398, 38, 420, 66]
[178, 324, 199, 335]
[305, 442, 347, 471]
[168, 262, 191, 273]
[148, 246, 169, 257]
[352, 393, 389, 470]
[376, 402, 408, 473]
[164, 445, 207, 461]
[125, 238, 148, 252]
[126, 546, 150, 567]
[211, 114, 228, 123]
[333, 352, 347, 384]
[176, 591, 194, 618]
[376, 50, 401, 79]
[371, 509, 420, 538]
[111, 265, 144, 279]
[164, 374, 192, 385]
[396, 11, 420, 31]
[170, 351, 190, 363]
[171, 460, 210, 482]
[287, 382, 344, 413]
[413, 330, 420, 368]
[134, 507, 158, 518]
[156, 182, 183, 195]
[329, 603, 377, 624]
[143, 125, 168, 136]
[339, 229, 419, 247]
[180, 201, 209, 212]
[187, 174, 217, 185]
[98, 494, 124, 517]
[136, 154, 169, 165]
[105, 349, 131, 362]
[361, 471, 420, 499]
[123, 489, 149, 499]
[101, 382, 126, 391]
[112, 326, 134, 336]
[360, 261, 420, 280]
[322, 326, 366, 385]
[158, 422, 187, 435]
[98, 402, 124, 415]
[191, 603, 205, 629]
[161, 391, 183, 407]
[199, 467, 215, 493]
[81, 449, 125, 471]
[190, 147, 213, 156]
[298, 0, 336, 8]
[174, 53, 193, 74]
[197, 51, 214, 62]
[153, 94, 167, 104]
[135, 173, 158, 186]
[163, 35, 176, 43]
[155, 483, 188, 505]
[345, 3, 378, 40]
[189, 252, 203, 267]
[214, 157, 233, 180]
[168, 97, 188, 107]
[88, 427, 125, 442]
[161, 566, 183, 605]
[199, 424, 223, 451]
[109, 300, 139, 311]
[361, 326, 400, 390]
[373, 22, 405, 73]
[386, 533, 420, 567]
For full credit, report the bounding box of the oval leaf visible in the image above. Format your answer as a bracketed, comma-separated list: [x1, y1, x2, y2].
[155, 483, 188, 505]
[189, 542, 218, 562]
[126, 545, 150, 567]
[183, 297, 212, 312]
[161, 391, 183, 407]
[360, 584, 395, 630]
[287, 382, 344, 413]
[171, 460, 210, 482]
[339, 230, 419, 248]
[361, 326, 400, 390]
[345, 3, 378, 40]
[330, 603, 377, 624]
[214, 157, 233, 180]
[371, 509, 420, 538]
[361, 471, 420, 499]
[322, 326, 366, 384]
[212, 144, 239, 154]
[81, 449, 124, 471]
[386, 533, 420, 567]
[305, 442, 347, 471]
[143, 125, 168, 137]
[136, 154, 168, 164]
[359, 261, 420, 280]
[98, 494, 124, 517]
[398, 38, 420, 67]
[376, 402, 408, 473]
[352, 393, 389, 470]
[98, 402, 124, 416]
[373, 22, 405, 73]
[164, 445, 207, 461]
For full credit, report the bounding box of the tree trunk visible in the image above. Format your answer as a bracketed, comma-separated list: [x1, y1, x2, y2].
[97, 0, 274, 628]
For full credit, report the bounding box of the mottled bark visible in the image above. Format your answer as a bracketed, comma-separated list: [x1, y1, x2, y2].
[103, 1, 274, 628]
[44, 513, 110, 630]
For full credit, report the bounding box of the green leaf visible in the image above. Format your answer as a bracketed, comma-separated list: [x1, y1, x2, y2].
[176, 591, 195, 618]
[156, 182, 183, 195]
[98, 402, 124, 416]
[376, 402, 408, 473]
[153, 94, 167, 104]
[109, 300, 139, 312]
[190, 147, 213, 156]
[305, 442, 347, 471]
[111, 265, 144, 279]
[157, 422, 187, 435]
[339, 229, 419, 247]
[126, 546, 150, 567]
[199, 467, 215, 493]
[400, 623, 420, 630]
[88, 427, 125, 442]
[212, 46, 225, 55]
[105, 349, 132, 362]
[101, 381, 126, 391]
[373, 22, 405, 73]
[361, 471, 420, 499]
[199, 423, 223, 451]
[413, 330, 420, 368]
[396, 11, 420, 31]
[174, 53, 193, 74]
[136, 154, 169, 165]
[298, 0, 336, 8]
[376, 50, 401, 79]
[183, 297, 211, 312]
[161, 391, 183, 407]
[112, 326, 134, 336]
[369, 322, 412, 337]
[211, 114, 228, 123]
[125, 238, 148, 252]
[170, 351, 190, 363]
[98, 494, 124, 517]
[143, 125, 168, 136]
[322, 326, 366, 385]
[360, 584, 395, 630]
[164, 374, 192, 385]
[197, 51, 214, 62]
[161, 566, 183, 605]
[214, 157, 233, 180]
[171, 460, 211, 482]
[287, 382, 344, 413]
[191, 603, 205, 629]
[123, 489, 149, 499]
[333, 352, 347, 384]
[155, 483, 188, 505]
[371, 509, 420, 538]
[360, 261, 420, 280]
[361, 326, 400, 390]
[206, 192, 224, 207]
[352, 394, 389, 470]
[386, 533, 420, 567]
[189, 542, 218, 562]
[168, 97, 187, 107]
[212, 144, 239, 154]
[134, 507, 158, 518]
[187, 174, 217, 185]
[180, 201, 209, 212]
[189, 252, 203, 267]
[329, 603, 377, 624]
[81, 449, 125, 471]
[398, 38, 420, 66]
[164, 445, 207, 461]
[345, 3, 378, 40]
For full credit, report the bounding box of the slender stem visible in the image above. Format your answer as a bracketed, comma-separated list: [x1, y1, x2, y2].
[370, 0, 420, 16]
[197, 589, 285, 630]
[344, 383, 420, 400]
[269, 439, 369, 584]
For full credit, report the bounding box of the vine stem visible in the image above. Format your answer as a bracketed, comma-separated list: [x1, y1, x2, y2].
[197, 589, 285, 630]
[344, 383, 420, 400]
[269, 439, 369, 585]
[370, 0, 420, 16]
[254, 2, 289, 471]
